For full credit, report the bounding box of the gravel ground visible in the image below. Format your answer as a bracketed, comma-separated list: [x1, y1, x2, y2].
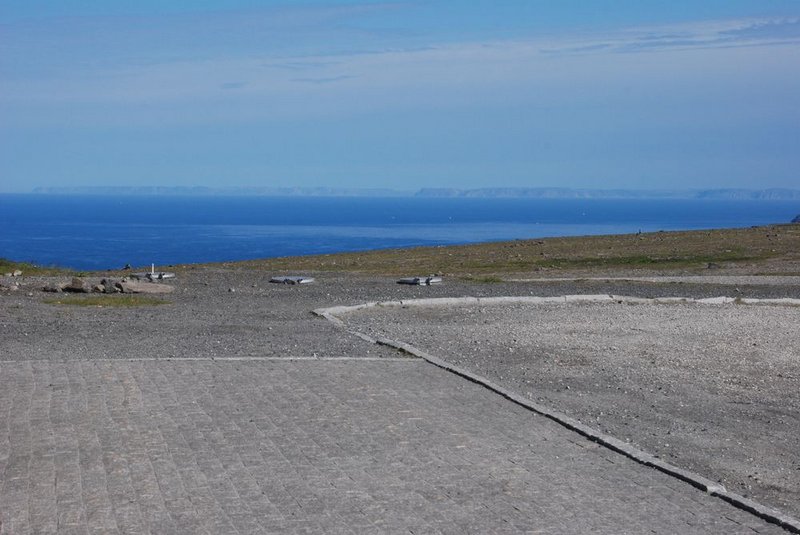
[509, 276, 800, 286]
[343, 298, 800, 518]
[1, 269, 405, 362]
[2, 267, 800, 523]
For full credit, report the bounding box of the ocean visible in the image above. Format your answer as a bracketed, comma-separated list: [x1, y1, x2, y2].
[1, 194, 798, 271]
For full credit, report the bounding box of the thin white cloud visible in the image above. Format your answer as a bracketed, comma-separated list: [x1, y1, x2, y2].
[291, 75, 357, 84]
[540, 17, 800, 55]
[1, 16, 798, 127]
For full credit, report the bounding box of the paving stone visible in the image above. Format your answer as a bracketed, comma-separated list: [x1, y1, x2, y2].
[0, 359, 790, 534]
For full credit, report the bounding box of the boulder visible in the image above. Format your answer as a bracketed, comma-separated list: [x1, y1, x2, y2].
[117, 280, 174, 294]
[63, 277, 89, 293]
[12, 270, 22, 277]
[101, 279, 121, 294]
[792, 214, 800, 223]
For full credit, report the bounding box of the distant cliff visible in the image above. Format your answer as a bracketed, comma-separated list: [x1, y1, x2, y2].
[31, 186, 410, 197]
[30, 186, 800, 200]
[693, 188, 800, 200]
[415, 188, 683, 199]
[415, 188, 800, 200]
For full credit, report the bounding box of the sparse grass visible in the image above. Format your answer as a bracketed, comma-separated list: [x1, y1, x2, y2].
[535, 250, 765, 269]
[461, 275, 504, 283]
[232, 224, 800, 278]
[0, 258, 72, 276]
[44, 295, 169, 307]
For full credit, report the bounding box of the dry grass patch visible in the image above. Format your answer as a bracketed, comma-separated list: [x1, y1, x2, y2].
[1, 258, 72, 276]
[44, 295, 170, 307]
[232, 224, 800, 277]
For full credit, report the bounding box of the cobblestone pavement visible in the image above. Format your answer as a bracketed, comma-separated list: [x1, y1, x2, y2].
[1, 358, 786, 534]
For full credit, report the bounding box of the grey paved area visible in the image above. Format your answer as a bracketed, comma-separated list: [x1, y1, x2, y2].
[2, 269, 799, 533]
[0, 358, 787, 534]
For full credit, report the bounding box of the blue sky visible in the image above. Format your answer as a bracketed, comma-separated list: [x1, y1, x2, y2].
[1, 1, 799, 192]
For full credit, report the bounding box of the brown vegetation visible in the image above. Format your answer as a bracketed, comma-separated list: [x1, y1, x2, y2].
[224, 224, 800, 277]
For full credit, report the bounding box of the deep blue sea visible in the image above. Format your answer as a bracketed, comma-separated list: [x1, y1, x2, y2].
[1, 194, 798, 271]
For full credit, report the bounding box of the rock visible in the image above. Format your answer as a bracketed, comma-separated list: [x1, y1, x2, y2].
[706, 262, 720, 270]
[63, 277, 89, 293]
[117, 280, 174, 294]
[42, 284, 64, 293]
[92, 284, 105, 293]
[792, 214, 800, 223]
[101, 278, 121, 293]
[12, 270, 22, 277]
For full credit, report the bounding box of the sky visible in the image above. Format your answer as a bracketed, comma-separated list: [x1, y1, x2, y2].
[1, 1, 799, 192]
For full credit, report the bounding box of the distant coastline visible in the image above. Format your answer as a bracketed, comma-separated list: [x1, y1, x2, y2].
[26, 186, 800, 200]
[415, 187, 800, 200]
[29, 186, 412, 197]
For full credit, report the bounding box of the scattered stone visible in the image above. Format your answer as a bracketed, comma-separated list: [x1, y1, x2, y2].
[132, 271, 176, 281]
[706, 263, 720, 270]
[116, 280, 174, 294]
[270, 276, 315, 285]
[228, 287, 236, 293]
[397, 276, 443, 285]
